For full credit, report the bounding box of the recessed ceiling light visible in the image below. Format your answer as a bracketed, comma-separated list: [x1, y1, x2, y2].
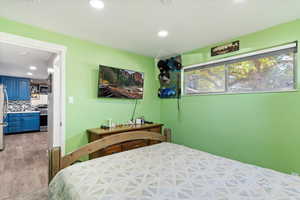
[233, 0, 246, 3]
[158, 30, 169, 38]
[29, 66, 37, 70]
[27, 72, 33, 76]
[90, 0, 104, 9]
[160, 0, 172, 6]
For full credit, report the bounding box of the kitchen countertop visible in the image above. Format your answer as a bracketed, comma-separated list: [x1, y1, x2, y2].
[7, 111, 41, 114]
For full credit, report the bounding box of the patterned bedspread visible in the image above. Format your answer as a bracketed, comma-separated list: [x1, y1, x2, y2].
[49, 142, 300, 200]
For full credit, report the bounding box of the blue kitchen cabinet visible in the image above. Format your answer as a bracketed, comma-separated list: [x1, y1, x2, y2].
[1, 76, 18, 100]
[0, 76, 30, 101]
[4, 113, 40, 134]
[19, 79, 31, 100]
[22, 114, 40, 132]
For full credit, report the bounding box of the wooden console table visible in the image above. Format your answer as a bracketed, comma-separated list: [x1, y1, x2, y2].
[87, 123, 163, 159]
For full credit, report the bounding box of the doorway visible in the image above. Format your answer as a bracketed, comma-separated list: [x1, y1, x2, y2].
[0, 32, 66, 199]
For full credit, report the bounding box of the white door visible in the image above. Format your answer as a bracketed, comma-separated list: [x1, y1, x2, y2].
[48, 55, 61, 149]
[48, 75, 54, 149]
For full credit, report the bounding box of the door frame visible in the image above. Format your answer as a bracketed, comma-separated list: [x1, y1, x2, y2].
[0, 32, 67, 155]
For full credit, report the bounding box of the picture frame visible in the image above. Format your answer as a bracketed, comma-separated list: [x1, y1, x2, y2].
[211, 41, 240, 57]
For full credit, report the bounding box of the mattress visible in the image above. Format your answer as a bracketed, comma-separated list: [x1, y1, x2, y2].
[49, 142, 300, 200]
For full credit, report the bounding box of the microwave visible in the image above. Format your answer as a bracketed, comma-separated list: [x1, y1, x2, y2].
[39, 85, 49, 94]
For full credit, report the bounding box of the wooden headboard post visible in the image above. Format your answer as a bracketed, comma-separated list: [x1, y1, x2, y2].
[164, 128, 172, 142]
[48, 130, 172, 183]
[49, 147, 61, 183]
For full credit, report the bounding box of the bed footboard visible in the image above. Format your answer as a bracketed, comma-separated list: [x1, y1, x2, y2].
[49, 129, 172, 182]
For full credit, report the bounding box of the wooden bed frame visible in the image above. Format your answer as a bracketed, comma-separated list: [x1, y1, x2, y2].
[49, 129, 171, 182]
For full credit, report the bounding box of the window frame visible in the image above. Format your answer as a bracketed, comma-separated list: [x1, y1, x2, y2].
[182, 42, 298, 96]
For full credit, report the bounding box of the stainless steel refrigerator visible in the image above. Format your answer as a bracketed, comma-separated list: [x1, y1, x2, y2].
[0, 84, 8, 150]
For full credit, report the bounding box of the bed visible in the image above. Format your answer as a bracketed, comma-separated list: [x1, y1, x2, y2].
[49, 131, 300, 200]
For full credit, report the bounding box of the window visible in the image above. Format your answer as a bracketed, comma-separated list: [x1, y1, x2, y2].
[185, 65, 225, 94]
[184, 44, 297, 95]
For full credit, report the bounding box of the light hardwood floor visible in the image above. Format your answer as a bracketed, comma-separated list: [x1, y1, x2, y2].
[0, 132, 48, 200]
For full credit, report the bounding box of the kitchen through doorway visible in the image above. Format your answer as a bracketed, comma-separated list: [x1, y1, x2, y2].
[0, 33, 66, 199]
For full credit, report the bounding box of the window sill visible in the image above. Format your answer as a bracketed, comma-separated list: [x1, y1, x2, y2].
[182, 89, 298, 97]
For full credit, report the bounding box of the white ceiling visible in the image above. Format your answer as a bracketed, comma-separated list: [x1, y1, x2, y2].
[0, 42, 56, 79]
[0, 0, 300, 57]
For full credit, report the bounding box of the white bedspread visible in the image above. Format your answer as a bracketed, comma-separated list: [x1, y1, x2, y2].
[49, 142, 300, 200]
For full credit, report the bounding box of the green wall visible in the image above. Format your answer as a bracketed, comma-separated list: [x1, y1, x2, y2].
[0, 17, 160, 153]
[1, 16, 299, 174]
[161, 19, 300, 174]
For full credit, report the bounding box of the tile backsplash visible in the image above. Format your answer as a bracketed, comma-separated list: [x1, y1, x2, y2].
[8, 100, 35, 112]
